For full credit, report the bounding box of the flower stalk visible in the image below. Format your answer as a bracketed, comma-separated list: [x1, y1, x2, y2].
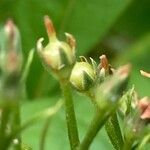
[60, 80, 79, 150]
[78, 109, 108, 150]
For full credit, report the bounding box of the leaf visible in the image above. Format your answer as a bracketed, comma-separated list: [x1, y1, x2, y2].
[21, 94, 113, 150]
[105, 112, 123, 150]
[116, 33, 150, 96]
[114, 0, 150, 39]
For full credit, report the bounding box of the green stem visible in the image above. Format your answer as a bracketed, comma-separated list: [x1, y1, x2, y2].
[60, 81, 79, 150]
[137, 133, 150, 150]
[6, 100, 63, 148]
[78, 109, 108, 150]
[0, 105, 10, 150]
[12, 102, 21, 150]
[105, 112, 123, 150]
[40, 118, 51, 150]
[20, 49, 34, 83]
[123, 139, 133, 150]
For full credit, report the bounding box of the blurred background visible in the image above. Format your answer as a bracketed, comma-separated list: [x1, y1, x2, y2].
[0, 0, 150, 149]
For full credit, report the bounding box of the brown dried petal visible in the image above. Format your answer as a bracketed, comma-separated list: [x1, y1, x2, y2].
[138, 97, 150, 119]
[99, 55, 109, 70]
[141, 105, 150, 119]
[44, 15, 56, 39]
[140, 70, 150, 78]
[116, 64, 131, 79]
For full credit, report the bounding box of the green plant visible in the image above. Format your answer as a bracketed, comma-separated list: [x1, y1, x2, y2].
[0, 15, 150, 150]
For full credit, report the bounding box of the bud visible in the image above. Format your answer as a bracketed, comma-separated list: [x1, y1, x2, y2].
[0, 19, 23, 99]
[119, 86, 138, 116]
[138, 97, 150, 120]
[123, 114, 143, 144]
[37, 16, 76, 80]
[70, 57, 96, 92]
[0, 19, 23, 75]
[123, 98, 149, 145]
[121, 92, 150, 148]
[95, 64, 131, 110]
[99, 55, 109, 72]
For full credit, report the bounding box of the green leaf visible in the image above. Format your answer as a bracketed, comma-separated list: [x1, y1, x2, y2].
[114, 0, 150, 39]
[105, 112, 123, 150]
[61, 0, 132, 55]
[21, 94, 113, 150]
[116, 33, 150, 96]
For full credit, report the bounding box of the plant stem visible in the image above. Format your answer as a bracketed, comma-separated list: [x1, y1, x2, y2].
[105, 112, 124, 150]
[60, 81, 79, 150]
[137, 133, 150, 150]
[0, 99, 22, 150]
[123, 139, 133, 150]
[12, 101, 21, 150]
[0, 105, 10, 150]
[78, 109, 108, 150]
[40, 118, 51, 150]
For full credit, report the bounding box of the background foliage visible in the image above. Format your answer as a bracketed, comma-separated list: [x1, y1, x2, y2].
[0, 0, 150, 149]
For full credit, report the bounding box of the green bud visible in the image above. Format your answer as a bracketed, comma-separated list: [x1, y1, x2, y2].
[123, 97, 150, 147]
[119, 86, 138, 116]
[70, 57, 96, 92]
[95, 64, 131, 110]
[0, 19, 23, 76]
[123, 115, 143, 144]
[0, 19, 23, 100]
[37, 16, 76, 80]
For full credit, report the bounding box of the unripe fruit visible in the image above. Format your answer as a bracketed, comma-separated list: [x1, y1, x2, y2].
[37, 16, 76, 80]
[70, 61, 96, 92]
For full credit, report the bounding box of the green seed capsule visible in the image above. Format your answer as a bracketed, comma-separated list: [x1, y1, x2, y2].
[70, 61, 96, 92]
[37, 16, 76, 80]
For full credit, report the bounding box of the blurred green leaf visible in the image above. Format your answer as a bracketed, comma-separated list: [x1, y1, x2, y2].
[21, 93, 112, 150]
[62, 0, 132, 55]
[91, 0, 150, 58]
[114, 0, 150, 39]
[116, 33, 150, 96]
